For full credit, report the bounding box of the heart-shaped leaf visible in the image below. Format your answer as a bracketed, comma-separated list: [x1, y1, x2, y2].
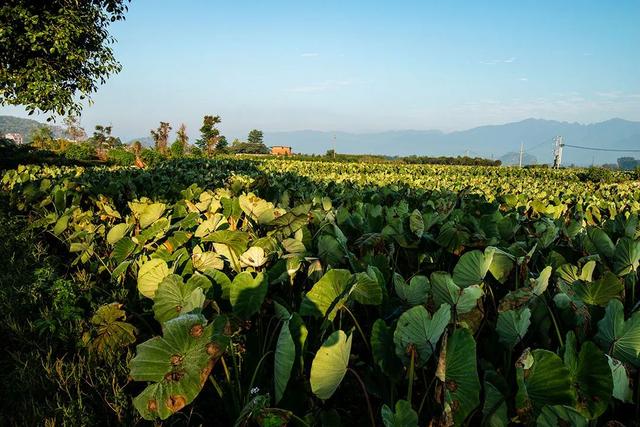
[394, 304, 451, 367]
[229, 272, 268, 319]
[310, 330, 352, 400]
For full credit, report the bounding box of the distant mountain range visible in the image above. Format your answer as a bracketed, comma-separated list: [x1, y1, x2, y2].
[3, 115, 639, 165]
[0, 115, 65, 143]
[264, 118, 640, 165]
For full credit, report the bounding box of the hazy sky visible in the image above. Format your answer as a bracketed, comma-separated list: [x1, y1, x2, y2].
[2, 0, 639, 140]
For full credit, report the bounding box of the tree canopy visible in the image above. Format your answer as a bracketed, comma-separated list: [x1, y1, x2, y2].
[0, 0, 130, 117]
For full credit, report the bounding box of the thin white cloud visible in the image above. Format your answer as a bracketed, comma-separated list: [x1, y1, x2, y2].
[519, 77, 529, 82]
[301, 52, 320, 57]
[287, 80, 351, 93]
[480, 57, 516, 65]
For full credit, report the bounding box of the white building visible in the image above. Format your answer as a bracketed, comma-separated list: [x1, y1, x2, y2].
[4, 133, 24, 145]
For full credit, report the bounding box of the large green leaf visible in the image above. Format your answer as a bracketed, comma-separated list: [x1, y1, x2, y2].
[350, 270, 383, 305]
[515, 349, 575, 417]
[607, 356, 633, 402]
[393, 273, 429, 306]
[431, 272, 483, 314]
[274, 319, 295, 403]
[563, 332, 612, 419]
[496, 307, 531, 348]
[393, 304, 451, 367]
[300, 269, 352, 321]
[229, 272, 268, 318]
[614, 237, 640, 276]
[435, 328, 480, 425]
[371, 319, 403, 381]
[239, 193, 276, 224]
[486, 246, 515, 284]
[202, 230, 249, 255]
[153, 275, 206, 323]
[536, 405, 587, 427]
[573, 271, 623, 307]
[107, 223, 131, 245]
[129, 201, 167, 229]
[88, 303, 136, 358]
[138, 258, 170, 298]
[595, 299, 640, 366]
[310, 330, 352, 400]
[483, 374, 508, 427]
[452, 249, 493, 288]
[586, 227, 615, 259]
[130, 314, 228, 420]
[381, 400, 418, 427]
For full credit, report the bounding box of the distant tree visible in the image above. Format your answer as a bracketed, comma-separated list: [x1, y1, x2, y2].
[232, 138, 242, 146]
[64, 115, 86, 141]
[91, 124, 120, 149]
[617, 157, 639, 171]
[150, 122, 171, 155]
[248, 129, 264, 145]
[131, 140, 143, 156]
[196, 115, 221, 156]
[30, 127, 54, 149]
[0, 1, 130, 117]
[216, 135, 228, 152]
[325, 149, 336, 158]
[227, 142, 270, 155]
[171, 123, 188, 157]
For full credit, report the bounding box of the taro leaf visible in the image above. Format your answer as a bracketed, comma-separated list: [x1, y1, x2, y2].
[562, 333, 612, 419]
[536, 405, 587, 427]
[393, 304, 451, 367]
[431, 272, 483, 314]
[203, 269, 232, 300]
[496, 307, 531, 348]
[394, 273, 429, 306]
[607, 356, 633, 402]
[129, 201, 166, 229]
[230, 272, 268, 319]
[271, 203, 311, 237]
[558, 260, 596, 286]
[112, 237, 136, 264]
[282, 238, 306, 254]
[289, 313, 309, 371]
[409, 209, 424, 238]
[138, 258, 170, 298]
[613, 237, 640, 276]
[274, 319, 296, 403]
[300, 269, 352, 321]
[88, 303, 136, 358]
[310, 330, 352, 400]
[381, 399, 418, 427]
[531, 266, 552, 296]
[192, 251, 224, 271]
[483, 374, 508, 427]
[452, 249, 493, 288]
[153, 275, 206, 323]
[350, 271, 383, 305]
[435, 329, 480, 426]
[239, 193, 276, 224]
[486, 247, 515, 284]
[107, 223, 131, 245]
[573, 271, 623, 307]
[239, 246, 268, 268]
[131, 314, 228, 420]
[194, 214, 227, 238]
[317, 234, 346, 266]
[202, 230, 250, 255]
[515, 349, 575, 416]
[586, 228, 615, 259]
[595, 299, 640, 366]
[371, 319, 403, 381]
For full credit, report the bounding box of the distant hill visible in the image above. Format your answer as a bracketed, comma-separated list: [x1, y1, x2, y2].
[265, 118, 640, 165]
[0, 115, 65, 143]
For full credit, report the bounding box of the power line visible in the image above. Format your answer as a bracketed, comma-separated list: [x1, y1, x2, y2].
[563, 143, 640, 153]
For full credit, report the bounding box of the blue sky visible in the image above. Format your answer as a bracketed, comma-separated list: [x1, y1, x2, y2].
[2, 0, 639, 140]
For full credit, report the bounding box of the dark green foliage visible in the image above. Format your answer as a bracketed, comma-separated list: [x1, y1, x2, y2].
[107, 147, 135, 166]
[0, 1, 130, 116]
[577, 166, 616, 183]
[64, 142, 97, 161]
[248, 129, 264, 145]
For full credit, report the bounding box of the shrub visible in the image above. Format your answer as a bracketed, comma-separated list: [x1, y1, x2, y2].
[64, 143, 96, 161]
[140, 148, 166, 167]
[107, 148, 135, 166]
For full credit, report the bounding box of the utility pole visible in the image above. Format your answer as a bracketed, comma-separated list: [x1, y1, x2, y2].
[333, 134, 336, 159]
[465, 149, 469, 157]
[552, 136, 564, 169]
[519, 142, 524, 168]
